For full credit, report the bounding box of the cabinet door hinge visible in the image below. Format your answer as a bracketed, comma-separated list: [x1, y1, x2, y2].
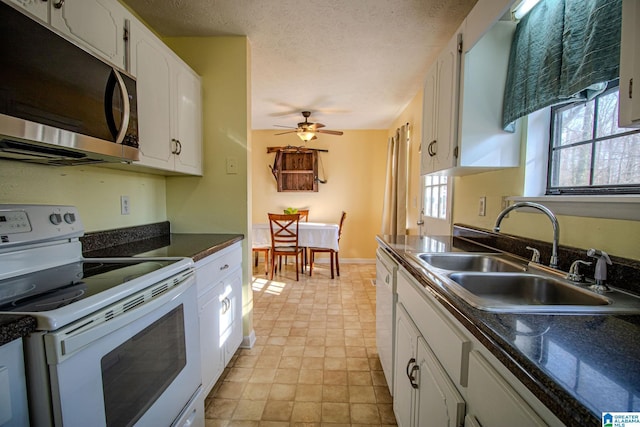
[457, 33, 463, 53]
[630, 78, 633, 99]
[453, 146, 459, 158]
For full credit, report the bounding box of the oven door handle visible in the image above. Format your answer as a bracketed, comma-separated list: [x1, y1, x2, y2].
[44, 272, 195, 364]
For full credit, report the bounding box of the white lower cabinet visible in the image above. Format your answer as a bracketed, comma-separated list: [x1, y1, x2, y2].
[393, 265, 564, 427]
[467, 350, 546, 427]
[195, 243, 243, 396]
[0, 338, 30, 426]
[394, 303, 465, 427]
[376, 247, 397, 393]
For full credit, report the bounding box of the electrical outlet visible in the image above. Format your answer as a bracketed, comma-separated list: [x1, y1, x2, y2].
[478, 196, 486, 216]
[120, 195, 130, 215]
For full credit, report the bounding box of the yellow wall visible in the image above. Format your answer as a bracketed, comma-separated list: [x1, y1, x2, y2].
[251, 129, 387, 260]
[0, 161, 167, 231]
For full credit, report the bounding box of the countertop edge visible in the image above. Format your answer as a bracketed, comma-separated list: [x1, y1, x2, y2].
[187, 235, 245, 262]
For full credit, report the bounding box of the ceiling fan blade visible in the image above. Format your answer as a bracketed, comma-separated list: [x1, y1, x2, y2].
[310, 123, 325, 130]
[275, 130, 297, 135]
[274, 125, 297, 129]
[317, 129, 343, 136]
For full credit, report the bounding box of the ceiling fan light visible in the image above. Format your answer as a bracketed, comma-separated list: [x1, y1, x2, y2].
[297, 130, 316, 142]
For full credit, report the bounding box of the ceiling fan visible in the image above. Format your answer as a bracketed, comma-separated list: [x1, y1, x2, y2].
[274, 111, 344, 142]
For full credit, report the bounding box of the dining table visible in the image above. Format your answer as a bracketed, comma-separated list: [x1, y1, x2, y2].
[252, 221, 340, 251]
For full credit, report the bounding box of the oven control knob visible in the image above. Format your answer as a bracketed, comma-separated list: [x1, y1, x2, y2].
[63, 212, 76, 224]
[49, 213, 62, 225]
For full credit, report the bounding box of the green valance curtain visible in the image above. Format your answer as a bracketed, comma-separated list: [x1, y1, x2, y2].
[502, 0, 622, 129]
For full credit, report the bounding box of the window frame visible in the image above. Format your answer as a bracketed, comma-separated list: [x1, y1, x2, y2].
[547, 82, 640, 195]
[422, 175, 449, 220]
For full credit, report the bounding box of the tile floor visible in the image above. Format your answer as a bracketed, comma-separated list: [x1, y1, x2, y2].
[204, 261, 398, 426]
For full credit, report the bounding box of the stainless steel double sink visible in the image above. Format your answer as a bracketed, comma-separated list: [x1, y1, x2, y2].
[409, 253, 640, 314]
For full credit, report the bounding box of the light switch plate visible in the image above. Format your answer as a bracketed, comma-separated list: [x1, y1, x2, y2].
[226, 157, 238, 174]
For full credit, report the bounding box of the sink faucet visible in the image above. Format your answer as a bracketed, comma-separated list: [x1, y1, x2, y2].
[494, 202, 559, 269]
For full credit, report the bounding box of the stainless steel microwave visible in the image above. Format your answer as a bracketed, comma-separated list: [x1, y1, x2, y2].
[0, 1, 139, 166]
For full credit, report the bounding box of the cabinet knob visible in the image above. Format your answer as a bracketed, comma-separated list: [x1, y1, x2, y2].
[220, 264, 229, 271]
[53, 0, 64, 9]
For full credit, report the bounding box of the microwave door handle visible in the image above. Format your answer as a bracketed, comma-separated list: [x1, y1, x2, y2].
[105, 68, 131, 144]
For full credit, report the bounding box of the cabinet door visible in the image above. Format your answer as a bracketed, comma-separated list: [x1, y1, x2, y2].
[434, 34, 461, 172]
[8, 0, 48, 21]
[50, 0, 125, 68]
[131, 23, 174, 170]
[173, 67, 203, 175]
[421, 33, 461, 175]
[393, 304, 419, 427]
[619, 0, 640, 127]
[220, 269, 243, 365]
[467, 350, 546, 426]
[199, 282, 224, 395]
[420, 65, 438, 175]
[414, 337, 465, 427]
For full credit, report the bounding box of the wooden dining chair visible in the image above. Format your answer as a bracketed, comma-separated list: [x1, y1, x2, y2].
[309, 211, 346, 279]
[252, 246, 270, 275]
[281, 209, 309, 268]
[268, 213, 305, 281]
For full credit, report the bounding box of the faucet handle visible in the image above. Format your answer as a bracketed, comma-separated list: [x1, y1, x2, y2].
[566, 260, 591, 283]
[526, 246, 540, 263]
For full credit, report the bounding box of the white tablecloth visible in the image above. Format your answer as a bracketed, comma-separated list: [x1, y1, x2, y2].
[252, 222, 340, 251]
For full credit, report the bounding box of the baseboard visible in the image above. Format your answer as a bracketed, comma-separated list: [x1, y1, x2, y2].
[311, 258, 375, 264]
[241, 329, 256, 349]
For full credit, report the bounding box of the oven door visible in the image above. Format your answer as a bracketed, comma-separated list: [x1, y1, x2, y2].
[42, 272, 201, 427]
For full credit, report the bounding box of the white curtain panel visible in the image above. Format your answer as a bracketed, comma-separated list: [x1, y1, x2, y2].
[381, 123, 409, 235]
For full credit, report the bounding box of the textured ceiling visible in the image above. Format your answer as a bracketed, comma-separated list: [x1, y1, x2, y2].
[122, 0, 477, 131]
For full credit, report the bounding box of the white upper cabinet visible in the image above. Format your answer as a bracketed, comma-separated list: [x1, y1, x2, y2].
[619, 0, 640, 128]
[174, 67, 203, 174]
[129, 20, 203, 175]
[420, 33, 462, 175]
[9, 0, 127, 69]
[421, 0, 521, 176]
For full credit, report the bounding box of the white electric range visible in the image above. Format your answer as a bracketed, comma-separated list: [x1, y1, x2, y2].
[0, 204, 204, 427]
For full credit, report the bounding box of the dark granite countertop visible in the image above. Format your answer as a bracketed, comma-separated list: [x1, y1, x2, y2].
[81, 221, 244, 262]
[378, 232, 640, 427]
[0, 315, 37, 346]
[132, 233, 244, 262]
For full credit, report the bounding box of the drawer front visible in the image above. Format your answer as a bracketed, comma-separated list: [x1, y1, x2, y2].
[397, 269, 471, 386]
[195, 244, 242, 295]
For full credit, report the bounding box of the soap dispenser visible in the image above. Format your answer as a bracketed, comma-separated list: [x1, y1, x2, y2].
[586, 248, 612, 292]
